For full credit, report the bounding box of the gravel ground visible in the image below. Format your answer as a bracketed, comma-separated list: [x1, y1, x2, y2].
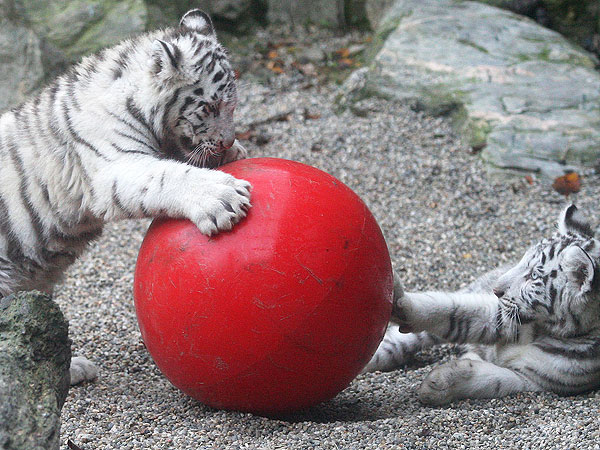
[56, 27, 600, 450]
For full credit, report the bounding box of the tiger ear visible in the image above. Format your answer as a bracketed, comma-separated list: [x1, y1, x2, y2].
[562, 246, 595, 295]
[151, 39, 182, 79]
[558, 204, 594, 238]
[180, 9, 215, 36]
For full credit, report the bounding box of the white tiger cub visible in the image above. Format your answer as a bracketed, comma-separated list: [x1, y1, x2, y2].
[366, 205, 600, 405]
[0, 10, 251, 384]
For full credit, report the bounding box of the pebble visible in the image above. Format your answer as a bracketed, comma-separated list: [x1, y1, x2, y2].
[56, 26, 600, 450]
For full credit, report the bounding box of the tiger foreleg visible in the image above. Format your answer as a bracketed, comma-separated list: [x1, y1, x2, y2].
[89, 156, 251, 236]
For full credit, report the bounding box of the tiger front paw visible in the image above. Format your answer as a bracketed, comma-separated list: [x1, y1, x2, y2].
[188, 171, 251, 236]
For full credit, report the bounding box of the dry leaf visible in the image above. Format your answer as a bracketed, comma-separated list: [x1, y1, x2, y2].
[335, 48, 350, 59]
[303, 108, 321, 120]
[338, 57, 355, 68]
[236, 130, 255, 141]
[524, 175, 534, 185]
[266, 60, 284, 74]
[267, 50, 278, 60]
[274, 112, 291, 122]
[552, 171, 581, 196]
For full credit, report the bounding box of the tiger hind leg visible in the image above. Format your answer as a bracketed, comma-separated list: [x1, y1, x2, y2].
[418, 358, 540, 405]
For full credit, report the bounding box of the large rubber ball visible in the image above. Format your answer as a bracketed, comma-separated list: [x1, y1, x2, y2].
[134, 158, 393, 415]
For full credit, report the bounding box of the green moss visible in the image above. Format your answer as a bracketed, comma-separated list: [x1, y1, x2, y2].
[362, 12, 409, 65]
[457, 38, 489, 54]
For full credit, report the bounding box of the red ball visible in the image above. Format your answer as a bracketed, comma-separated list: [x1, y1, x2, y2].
[133, 158, 393, 415]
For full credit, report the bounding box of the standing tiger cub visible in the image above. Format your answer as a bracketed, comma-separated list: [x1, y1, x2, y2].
[0, 10, 251, 384]
[366, 205, 600, 405]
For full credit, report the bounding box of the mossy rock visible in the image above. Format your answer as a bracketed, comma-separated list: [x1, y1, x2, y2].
[0, 292, 71, 450]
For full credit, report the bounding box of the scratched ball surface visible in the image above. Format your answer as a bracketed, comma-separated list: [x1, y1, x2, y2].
[133, 157, 393, 415]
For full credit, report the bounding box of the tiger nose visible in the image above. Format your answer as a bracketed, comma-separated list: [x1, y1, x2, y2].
[493, 288, 505, 298]
[220, 132, 235, 150]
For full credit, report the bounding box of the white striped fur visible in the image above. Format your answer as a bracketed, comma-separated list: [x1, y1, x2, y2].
[366, 205, 600, 405]
[0, 10, 250, 384]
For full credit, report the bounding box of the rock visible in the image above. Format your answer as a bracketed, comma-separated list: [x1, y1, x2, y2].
[195, 0, 252, 22]
[266, 0, 345, 27]
[348, 0, 600, 178]
[0, 292, 71, 450]
[477, 0, 600, 58]
[364, 0, 396, 30]
[0, 16, 47, 113]
[17, 0, 147, 62]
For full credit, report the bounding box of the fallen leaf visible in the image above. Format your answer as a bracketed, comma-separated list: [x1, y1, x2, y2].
[267, 50, 278, 60]
[303, 108, 321, 120]
[236, 129, 255, 141]
[462, 253, 473, 259]
[266, 60, 285, 74]
[338, 57, 355, 68]
[552, 171, 581, 196]
[274, 112, 291, 122]
[335, 47, 350, 59]
[524, 175, 534, 185]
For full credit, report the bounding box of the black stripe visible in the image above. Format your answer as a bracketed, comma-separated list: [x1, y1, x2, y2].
[158, 40, 181, 68]
[107, 110, 159, 149]
[212, 71, 225, 83]
[126, 97, 160, 147]
[534, 340, 600, 360]
[49, 226, 103, 247]
[523, 365, 599, 392]
[6, 137, 45, 247]
[196, 51, 213, 70]
[111, 180, 130, 216]
[61, 98, 111, 161]
[114, 131, 157, 154]
[179, 96, 195, 115]
[110, 143, 152, 158]
[0, 195, 26, 264]
[444, 306, 457, 340]
[548, 243, 556, 259]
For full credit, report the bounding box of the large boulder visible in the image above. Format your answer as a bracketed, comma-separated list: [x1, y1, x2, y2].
[0, 292, 71, 450]
[266, 0, 345, 27]
[345, 0, 600, 178]
[477, 0, 600, 57]
[0, 17, 47, 113]
[17, 0, 147, 62]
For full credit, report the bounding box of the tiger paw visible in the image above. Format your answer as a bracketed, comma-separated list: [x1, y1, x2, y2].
[188, 171, 251, 236]
[70, 356, 98, 385]
[418, 359, 475, 405]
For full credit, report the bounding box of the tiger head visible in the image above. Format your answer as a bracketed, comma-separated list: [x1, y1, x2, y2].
[493, 205, 599, 335]
[150, 10, 238, 168]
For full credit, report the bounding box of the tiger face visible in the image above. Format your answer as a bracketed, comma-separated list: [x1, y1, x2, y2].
[151, 9, 238, 168]
[493, 205, 599, 332]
